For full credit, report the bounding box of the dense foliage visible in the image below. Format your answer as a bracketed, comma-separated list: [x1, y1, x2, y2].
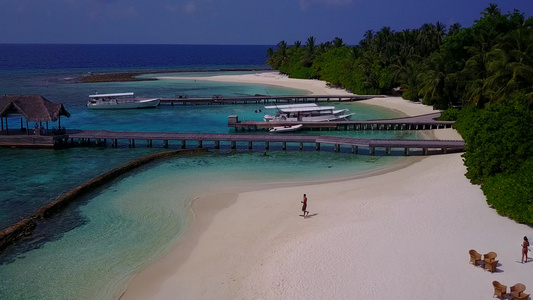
[481, 160, 533, 223]
[266, 5, 533, 109]
[438, 108, 460, 121]
[267, 4, 533, 224]
[454, 99, 533, 184]
[454, 98, 533, 223]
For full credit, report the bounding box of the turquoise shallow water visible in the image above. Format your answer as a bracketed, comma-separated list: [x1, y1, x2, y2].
[0, 151, 405, 300]
[0, 71, 422, 300]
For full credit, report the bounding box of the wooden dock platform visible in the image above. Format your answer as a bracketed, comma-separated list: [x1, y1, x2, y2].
[159, 94, 382, 106]
[63, 130, 464, 156]
[0, 133, 69, 148]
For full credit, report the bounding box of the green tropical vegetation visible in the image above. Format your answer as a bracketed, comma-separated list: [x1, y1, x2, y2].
[266, 4, 533, 224]
[454, 98, 533, 223]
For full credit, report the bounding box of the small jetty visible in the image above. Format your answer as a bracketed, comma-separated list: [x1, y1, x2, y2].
[228, 113, 454, 131]
[0, 132, 69, 148]
[160, 94, 381, 106]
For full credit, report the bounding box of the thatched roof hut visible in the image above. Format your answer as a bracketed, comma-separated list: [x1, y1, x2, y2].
[0, 94, 70, 135]
[0, 94, 70, 122]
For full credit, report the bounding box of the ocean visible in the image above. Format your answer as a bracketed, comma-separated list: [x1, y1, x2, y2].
[0, 44, 419, 299]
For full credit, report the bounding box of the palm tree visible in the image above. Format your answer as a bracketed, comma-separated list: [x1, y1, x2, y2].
[447, 23, 462, 36]
[360, 30, 374, 49]
[266, 47, 275, 66]
[301, 36, 317, 67]
[277, 40, 288, 55]
[434, 21, 447, 47]
[486, 28, 533, 103]
[482, 3, 501, 18]
[508, 9, 527, 29]
[268, 40, 289, 69]
[372, 27, 394, 66]
[349, 46, 361, 62]
[418, 53, 447, 105]
[320, 41, 332, 53]
[417, 23, 445, 57]
[333, 37, 344, 48]
[460, 34, 493, 106]
[305, 36, 316, 54]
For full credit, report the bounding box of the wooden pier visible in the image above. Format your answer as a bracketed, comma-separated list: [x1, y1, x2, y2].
[228, 112, 454, 131]
[159, 94, 382, 106]
[62, 130, 464, 156]
[0, 111, 461, 155]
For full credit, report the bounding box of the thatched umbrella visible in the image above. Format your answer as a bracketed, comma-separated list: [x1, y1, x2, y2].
[0, 94, 71, 135]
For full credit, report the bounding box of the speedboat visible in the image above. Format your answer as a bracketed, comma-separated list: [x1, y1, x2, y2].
[263, 103, 353, 122]
[269, 124, 304, 133]
[87, 92, 160, 109]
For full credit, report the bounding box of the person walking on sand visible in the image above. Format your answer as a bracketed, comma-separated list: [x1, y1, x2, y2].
[522, 236, 530, 263]
[301, 194, 309, 218]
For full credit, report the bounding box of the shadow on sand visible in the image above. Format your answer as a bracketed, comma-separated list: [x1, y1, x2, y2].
[300, 213, 318, 219]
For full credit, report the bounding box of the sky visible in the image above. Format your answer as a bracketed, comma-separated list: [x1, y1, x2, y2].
[0, 0, 532, 45]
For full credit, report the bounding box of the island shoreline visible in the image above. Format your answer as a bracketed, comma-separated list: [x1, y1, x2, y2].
[120, 72, 529, 300]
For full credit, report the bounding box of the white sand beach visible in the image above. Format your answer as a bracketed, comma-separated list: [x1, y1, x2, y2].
[121, 72, 531, 299]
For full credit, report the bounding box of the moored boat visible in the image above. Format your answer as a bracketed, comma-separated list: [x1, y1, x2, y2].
[87, 92, 160, 109]
[269, 124, 304, 133]
[263, 103, 353, 122]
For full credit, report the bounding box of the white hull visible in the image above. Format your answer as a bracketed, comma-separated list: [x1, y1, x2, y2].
[263, 103, 354, 122]
[87, 98, 160, 110]
[264, 112, 354, 122]
[269, 124, 304, 133]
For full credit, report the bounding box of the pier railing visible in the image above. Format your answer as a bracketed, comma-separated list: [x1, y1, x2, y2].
[60, 130, 464, 156]
[159, 94, 382, 105]
[0, 111, 462, 155]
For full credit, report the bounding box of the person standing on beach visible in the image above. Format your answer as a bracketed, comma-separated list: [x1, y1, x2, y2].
[301, 194, 309, 218]
[522, 236, 529, 263]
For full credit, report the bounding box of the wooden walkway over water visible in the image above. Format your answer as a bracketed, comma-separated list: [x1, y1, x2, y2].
[60, 130, 464, 156]
[229, 112, 454, 131]
[160, 94, 382, 105]
[0, 112, 463, 155]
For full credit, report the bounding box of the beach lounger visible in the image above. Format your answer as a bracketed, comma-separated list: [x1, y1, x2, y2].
[485, 259, 499, 272]
[515, 293, 530, 300]
[482, 251, 498, 272]
[469, 249, 483, 266]
[492, 281, 507, 298]
[511, 283, 527, 298]
[483, 251, 498, 264]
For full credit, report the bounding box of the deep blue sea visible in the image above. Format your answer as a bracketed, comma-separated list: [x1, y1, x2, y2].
[0, 44, 420, 300]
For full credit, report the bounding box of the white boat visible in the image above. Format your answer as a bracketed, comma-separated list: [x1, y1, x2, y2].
[87, 92, 160, 109]
[263, 103, 354, 122]
[269, 124, 304, 133]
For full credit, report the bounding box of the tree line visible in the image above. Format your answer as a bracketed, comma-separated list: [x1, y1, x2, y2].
[266, 4, 533, 109]
[266, 4, 533, 224]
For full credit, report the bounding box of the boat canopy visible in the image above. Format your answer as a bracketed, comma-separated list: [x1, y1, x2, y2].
[275, 106, 336, 113]
[264, 103, 318, 109]
[89, 92, 134, 98]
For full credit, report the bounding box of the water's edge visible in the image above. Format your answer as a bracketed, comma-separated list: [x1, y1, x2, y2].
[0, 149, 207, 253]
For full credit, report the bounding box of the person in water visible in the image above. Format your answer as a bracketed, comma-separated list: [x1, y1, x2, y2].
[522, 236, 530, 263]
[301, 194, 309, 218]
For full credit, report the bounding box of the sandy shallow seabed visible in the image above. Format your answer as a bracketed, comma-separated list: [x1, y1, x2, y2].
[121, 72, 531, 300]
